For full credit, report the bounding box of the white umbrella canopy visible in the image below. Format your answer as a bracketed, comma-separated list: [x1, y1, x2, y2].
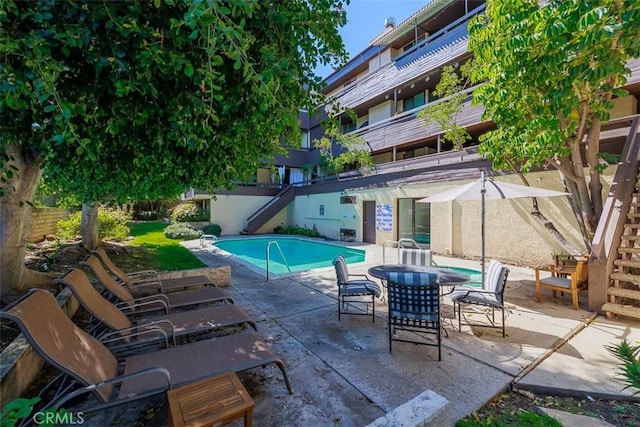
[418, 172, 570, 284]
[417, 178, 570, 203]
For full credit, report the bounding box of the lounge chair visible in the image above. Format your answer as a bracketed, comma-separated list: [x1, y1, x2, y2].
[83, 255, 233, 312]
[54, 269, 256, 351]
[333, 255, 382, 322]
[0, 289, 292, 416]
[535, 260, 588, 310]
[93, 246, 212, 292]
[450, 259, 510, 337]
[385, 271, 441, 360]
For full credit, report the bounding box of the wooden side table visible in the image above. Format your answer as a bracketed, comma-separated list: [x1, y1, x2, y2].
[167, 372, 254, 427]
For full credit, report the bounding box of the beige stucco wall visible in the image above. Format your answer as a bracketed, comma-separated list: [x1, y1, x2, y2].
[210, 195, 287, 235]
[209, 167, 615, 268]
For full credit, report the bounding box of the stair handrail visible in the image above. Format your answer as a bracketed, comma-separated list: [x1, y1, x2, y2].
[246, 184, 293, 224]
[266, 240, 291, 281]
[588, 115, 640, 311]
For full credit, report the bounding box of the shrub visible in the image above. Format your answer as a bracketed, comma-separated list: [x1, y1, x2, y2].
[273, 225, 320, 238]
[164, 222, 202, 240]
[57, 207, 131, 241]
[171, 203, 209, 222]
[202, 223, 222, 237]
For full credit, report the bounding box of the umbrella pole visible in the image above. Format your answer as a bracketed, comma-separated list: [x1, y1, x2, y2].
[481, 171, 486, 285]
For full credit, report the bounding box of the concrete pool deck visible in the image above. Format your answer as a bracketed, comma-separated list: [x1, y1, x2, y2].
[74, 237, 639, 426]
[175, 238, 639, 426]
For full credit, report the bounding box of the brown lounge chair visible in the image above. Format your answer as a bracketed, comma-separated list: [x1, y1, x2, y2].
[54, 269, 256, 350]
[94, 246, 211, 292]
[83, 255, 233, 312]
[0, 289, 292, 415]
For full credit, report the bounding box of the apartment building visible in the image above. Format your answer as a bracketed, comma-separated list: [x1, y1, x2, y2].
[200, 0, 639, 270]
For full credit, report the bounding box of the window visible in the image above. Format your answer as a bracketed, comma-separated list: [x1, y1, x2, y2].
[398, 198, 430, 245]
[403, 92, 426, 111]
[341, 122, 356, 134]
[340, 195, 355, 204]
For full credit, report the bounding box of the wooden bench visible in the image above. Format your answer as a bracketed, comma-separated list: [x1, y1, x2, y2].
[167, 372, 254, 427]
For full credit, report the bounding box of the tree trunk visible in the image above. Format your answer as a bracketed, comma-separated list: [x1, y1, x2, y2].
[517, 172, 588, 256]
[0, 144, 54, 300]
[81, 203, 100, 251]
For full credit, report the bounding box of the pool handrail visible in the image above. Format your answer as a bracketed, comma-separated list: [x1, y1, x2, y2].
[382, 238, 422, 264]
[266, 241, 292, 281]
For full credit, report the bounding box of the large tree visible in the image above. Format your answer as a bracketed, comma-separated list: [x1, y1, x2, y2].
[468, 0, 640, 250]
[1, 0, 349, 298]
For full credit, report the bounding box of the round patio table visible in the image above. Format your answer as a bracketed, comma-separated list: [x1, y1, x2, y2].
[367, 264, 471, 286]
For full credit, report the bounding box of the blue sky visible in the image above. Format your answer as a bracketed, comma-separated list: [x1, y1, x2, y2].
[315, 0, 427, 78]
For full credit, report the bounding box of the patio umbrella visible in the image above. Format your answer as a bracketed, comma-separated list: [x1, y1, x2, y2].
[417, 172, 570, 284]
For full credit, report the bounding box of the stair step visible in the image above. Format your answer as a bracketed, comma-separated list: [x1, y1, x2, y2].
[614, 259, 640, 268]
[611, 272, 640, 284]
[618, 247, 640, 254]
[628, 213, 640, 219]
[602, 303, 640, 320]
[607, 287, 640, 300]
[624, 223, 640, 229]
[621, 235, 640, 241]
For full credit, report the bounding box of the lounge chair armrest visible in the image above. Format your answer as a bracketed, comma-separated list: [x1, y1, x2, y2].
[116, 294, 170, 315]
[455, 288, 499, 298]
[127, 270, 160, 281]
[50, 366, 172, 409]
[99, 326, 172, 350]
[126, 279, 164, 294]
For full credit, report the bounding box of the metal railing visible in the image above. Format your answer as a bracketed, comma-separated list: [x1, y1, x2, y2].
[266, 240, 291, 281]
[382, 238, 421, 264]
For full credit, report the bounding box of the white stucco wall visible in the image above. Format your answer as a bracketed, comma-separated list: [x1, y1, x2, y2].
[210, 195, 287, 235]
[209, 167, 614, 268]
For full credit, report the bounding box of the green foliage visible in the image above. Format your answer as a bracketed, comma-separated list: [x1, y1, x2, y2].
[417, 65, 472, 150]
[1, 0, 350, 202]
[606, 340, 640, 395]
[202, 223, 222, 237]
[456, 410, 561, 427]
[128, 221, 204, 270]
[0, 397, 70, 427]
[0, 397, 40, 427]
[56, 207, 130, 241]
[313, 104, 374, 176]
[273, 225, 321, 238]
[467, 0, 640, 236]
[164, 222, 202, 240]
[171, 203, 209, 222]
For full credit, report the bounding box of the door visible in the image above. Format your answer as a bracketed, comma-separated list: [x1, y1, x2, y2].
[363, 201, 376, 244]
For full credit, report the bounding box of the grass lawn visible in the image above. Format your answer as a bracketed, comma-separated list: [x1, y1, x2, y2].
[127, 221, 205, 271]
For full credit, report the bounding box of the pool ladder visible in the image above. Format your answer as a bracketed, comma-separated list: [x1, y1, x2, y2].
[266, 241, 291, 281]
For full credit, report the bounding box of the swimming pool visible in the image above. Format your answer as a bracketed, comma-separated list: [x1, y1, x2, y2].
[440, 266, 482, 285]
[214, 237, 366, 275]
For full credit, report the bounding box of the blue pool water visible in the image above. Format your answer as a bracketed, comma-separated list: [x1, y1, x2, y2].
[441, 266, 482, 285]
[214, 237, 366, 275]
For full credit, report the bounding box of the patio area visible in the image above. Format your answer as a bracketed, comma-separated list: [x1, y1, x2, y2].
[81, 239, 639, 426]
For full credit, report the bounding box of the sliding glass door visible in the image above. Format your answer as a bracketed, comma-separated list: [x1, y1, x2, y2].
[397, 198, 431, 245]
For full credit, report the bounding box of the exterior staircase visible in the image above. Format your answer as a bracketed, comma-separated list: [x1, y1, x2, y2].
[244, 185, 296, 234]
[602, 169, 640, 320]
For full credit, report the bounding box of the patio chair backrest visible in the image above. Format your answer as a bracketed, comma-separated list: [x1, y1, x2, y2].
[333, 256, 349, 287]
[0, 289, 118, 403]
[54, 268, 133, 343]
[94, 246, 131, 283]
[400, 248, 432, 267]
[83, 255, 134, 307]
[385, 272, 439, 322]
[484, 260, 509, 305]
